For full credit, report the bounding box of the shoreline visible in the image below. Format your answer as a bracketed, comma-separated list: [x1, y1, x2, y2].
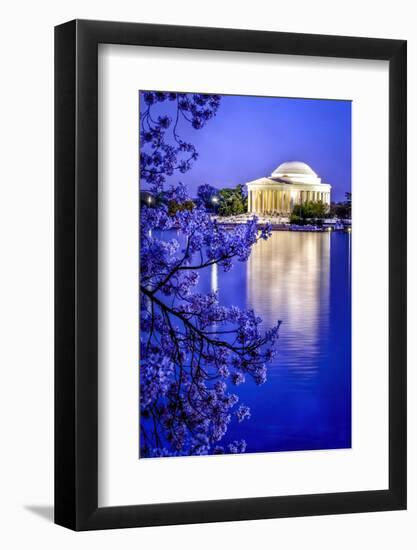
[212, 216, 351, 233]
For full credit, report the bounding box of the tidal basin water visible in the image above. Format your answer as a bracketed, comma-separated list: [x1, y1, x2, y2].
[150, 230, 352, 454]
[196, 230, 352, 453]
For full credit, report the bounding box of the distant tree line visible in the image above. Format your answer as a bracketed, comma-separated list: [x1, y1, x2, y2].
[290, 192, 351, 225]
[141, 184, 248, 217]
[141, 188, 351, 222]
[329, 192, 351, 219]
[290, 201, 328, 225]
[196, 183, 248, 216]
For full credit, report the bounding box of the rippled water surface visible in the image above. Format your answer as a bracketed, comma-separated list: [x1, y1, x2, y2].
[196, 230, 351, 453]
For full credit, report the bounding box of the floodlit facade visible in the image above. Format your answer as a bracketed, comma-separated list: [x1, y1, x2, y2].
[246, 161, 331, 215]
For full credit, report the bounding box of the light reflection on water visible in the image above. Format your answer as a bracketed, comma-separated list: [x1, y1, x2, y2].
[247, 232, 330, 374]
[210, 262, 218, 294]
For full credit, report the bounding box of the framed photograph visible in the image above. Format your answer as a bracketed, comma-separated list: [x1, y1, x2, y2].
[55, 19, 406, 530]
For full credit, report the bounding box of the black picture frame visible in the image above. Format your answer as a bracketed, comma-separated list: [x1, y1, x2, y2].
[55, 19, 407, 531]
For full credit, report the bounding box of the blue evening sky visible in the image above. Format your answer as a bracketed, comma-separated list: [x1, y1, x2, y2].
[141, 94, 351, 203]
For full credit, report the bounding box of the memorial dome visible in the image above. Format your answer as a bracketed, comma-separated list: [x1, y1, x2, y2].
[271, 161, 321, 184]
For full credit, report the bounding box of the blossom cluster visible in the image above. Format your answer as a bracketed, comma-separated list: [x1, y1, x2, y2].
[140, 92, 221, 193]
[140, 199, 279, 457]
[139, 92, 280, 458]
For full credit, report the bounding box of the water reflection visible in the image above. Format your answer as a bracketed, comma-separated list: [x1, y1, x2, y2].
[247, 232, 330, 373]
[211, 262, 218, 294]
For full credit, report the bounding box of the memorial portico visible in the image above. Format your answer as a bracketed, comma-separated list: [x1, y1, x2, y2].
[246, 161, 331, 215]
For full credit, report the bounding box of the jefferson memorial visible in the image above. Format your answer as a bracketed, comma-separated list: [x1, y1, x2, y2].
[246, 161, 331, 215]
